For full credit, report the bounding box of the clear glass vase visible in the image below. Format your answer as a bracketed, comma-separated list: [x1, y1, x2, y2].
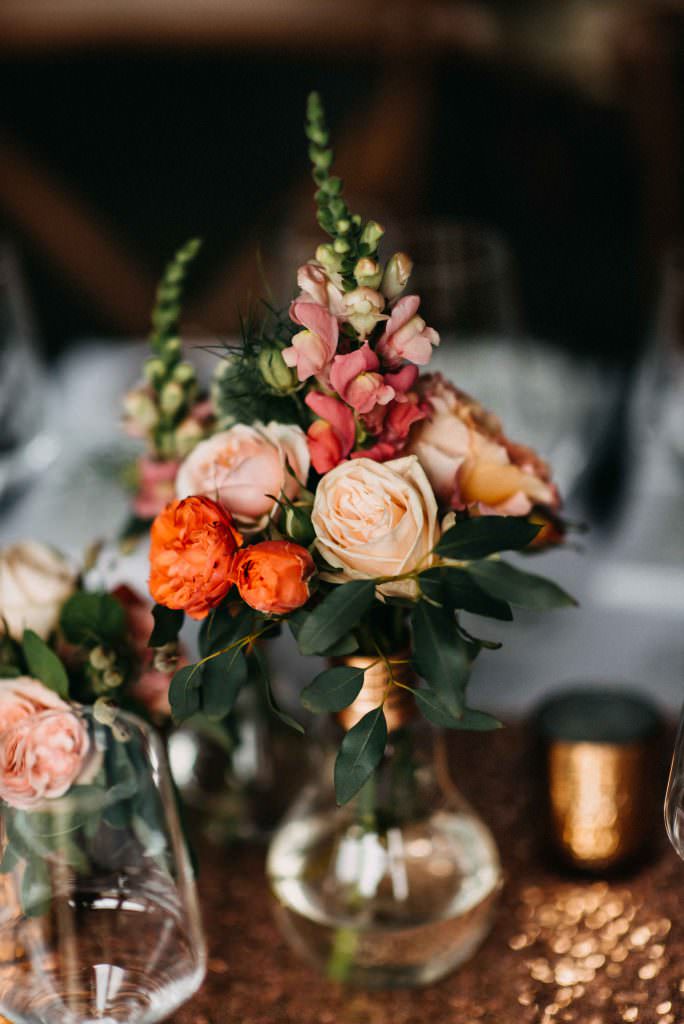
[665, 703, 684, 858]
[267, 656, 502, 989]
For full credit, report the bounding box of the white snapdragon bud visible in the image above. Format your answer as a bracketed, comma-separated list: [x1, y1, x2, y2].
[342, 287, 387, 338]
[122, 388, 159, 432]
[159, 381, 185, 416]
[93, 696, 119, 726]
[360, 220, 384, 249]
[353, 257, 382, 290]
[381, 252, 413, 300]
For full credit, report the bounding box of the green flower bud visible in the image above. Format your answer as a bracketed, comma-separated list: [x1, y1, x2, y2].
[103, 668, 124, 690]
[174, 416, 204, 458]
[164, 337, 182, 362]
[309, 145, 333, 171]
[122, 389, 159, 432]
[336, 218, 351, 235]
[258, 346, 296, 393]
[172, 361, 196, 385]
[333, 238, 351, 255]
[284, 504, 316, 546]
[93, 696, 119, 726]
[315, 244, 343, 273]
[160, 381, 185, 417]
[381, 252, 413, 299]
[143, 357, 165, 385]
[89, 646, 114, 671]
[353, 257, 383, 290]
[361, 220, 385, 249]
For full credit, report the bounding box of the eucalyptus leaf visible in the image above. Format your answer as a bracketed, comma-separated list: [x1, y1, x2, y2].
[301, 664, 370, 713]
[169, 664, 203, 721]
[411, 603, 470, 717]
[199, 605, 254, 659]
[149, 605, 184, 648]
[253, 646, 304, 734]
[22, 630, 69, 699]
[288, 612, 357, 656]
[202, 647, 247, 719]
[60, 591, 126, 645]
[436, 516, 540, 561]
[467, 560, 577, 610]
[334, 706, 387, 805]
[297, 581, 375, 656]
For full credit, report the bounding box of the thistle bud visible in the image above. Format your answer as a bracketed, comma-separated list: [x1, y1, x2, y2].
[160, 381, 185, 416]
[172, 361, 196, 385]
[284, 504, 316, 546]
[258, 345, 297, 393]
[143, 357, 165, 385]
[361, 220, 384, 250]
[353, 257, 382, 290]
[93, 696, 119, 726]
[381, 252, 413, 299]
[89, 646, 114, 672]
[103, 669, 124, 690]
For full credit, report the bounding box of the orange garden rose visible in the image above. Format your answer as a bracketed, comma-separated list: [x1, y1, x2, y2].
[149, 496, 243, 620]
[234, 541, 315, 615]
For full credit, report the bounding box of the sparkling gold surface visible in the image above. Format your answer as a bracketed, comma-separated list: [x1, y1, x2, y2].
[546, 740, 658, 870]
[172, 725, 680, 1024]
[334, 654, 416, 732]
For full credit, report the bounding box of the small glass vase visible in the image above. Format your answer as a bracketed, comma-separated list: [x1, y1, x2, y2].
[267, 655, 502, 989]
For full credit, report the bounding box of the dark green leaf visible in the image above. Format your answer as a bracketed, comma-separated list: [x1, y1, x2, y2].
[169, 664, 203, 721]
[60, 591, 126, 646]
[436, 516, 540, 561]
[456, 707, 503, 731]
[411, 603, 470, 717]
[0, 665, 22, 678]
[202, 647, 247, 719]
[301, 664, 369, 713]
[467, 560, 577, 610]
[199, 605, 253, 658]
[21, 858, 51, 917]
[149, 605, 184, 648]
[440, 566, 513, 621]
[253, 646, 304, 734]
[297, 581, 375, 656]
[334, 707, 387, 805]
[22, 630, 69, 699]
[413, 687, 464, 727]
[288, 612, 357, 656]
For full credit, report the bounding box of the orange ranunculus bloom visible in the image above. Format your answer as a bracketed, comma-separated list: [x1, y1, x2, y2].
[234, 541, 315, 616]
[149, 496, 243, 620]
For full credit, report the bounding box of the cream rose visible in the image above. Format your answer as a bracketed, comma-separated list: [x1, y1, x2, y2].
[0, 677, 91, 809]
[311, 455, 438, 599]
[176, 421, 310, 533]
[0, 542, 76, 642]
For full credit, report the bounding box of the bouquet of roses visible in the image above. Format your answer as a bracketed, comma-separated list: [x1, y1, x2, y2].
[142, 93, 573, 806]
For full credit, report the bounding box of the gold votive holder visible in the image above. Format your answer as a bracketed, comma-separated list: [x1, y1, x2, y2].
[534, 689, 663, 872]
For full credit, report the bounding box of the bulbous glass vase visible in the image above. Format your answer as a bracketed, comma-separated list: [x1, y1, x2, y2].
[267, 656, 502, 989]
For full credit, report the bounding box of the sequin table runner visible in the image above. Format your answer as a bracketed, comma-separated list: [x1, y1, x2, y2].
[174, 725, 682, 1024]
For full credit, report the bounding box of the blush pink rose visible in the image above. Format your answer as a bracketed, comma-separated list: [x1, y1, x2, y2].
[305, 393, 356, 474]
[175, 421, 310, 534]
[376, 295, 440, 367]
[0, 678, 91, 810]
[329, 344, 395, 414]
[283, 302, 339, 382]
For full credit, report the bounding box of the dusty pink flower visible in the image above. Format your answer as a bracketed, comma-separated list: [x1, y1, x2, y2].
[283, 302, 339, 382]
[329, 344, 395, 414]
[305, 392, 356, 474]
[376, 296, 440, 367]
[353, 393, 428, 463]
[0, 678, 91, 810]
[295, 262, 345, 317]
[134, 456, 181, 519]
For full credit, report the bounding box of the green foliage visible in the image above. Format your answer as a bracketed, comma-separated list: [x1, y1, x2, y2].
[150, 237, 202, 346]
[169, 664, 202, 720]
[297, 580, 375, 656]
[253, 645, 304, 734]
[467, 559, 577, 610]
[334, 706, 387, 805]
[61, 592, 126, 647]
[435, 516, 541, 561]
[411, 603, 470, 718]
[301, 664, 369, 713]
[148, 605, 184, 648]
[202, 648, 248, 720]
[22, 630, 69, 699]
[419, 566, 513, 621]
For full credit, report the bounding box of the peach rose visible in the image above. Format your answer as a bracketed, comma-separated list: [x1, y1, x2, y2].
[0, 541, 77, 643]
[311, 455, 438, 599]
[408, 375, 559, 516]
[234, 541, 315, 615]
[149, 496, 243, 620]
[0, 678, 90, 810]
[176, 422, 310, 534]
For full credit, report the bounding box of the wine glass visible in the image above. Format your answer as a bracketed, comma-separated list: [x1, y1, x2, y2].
[0, 707, 206, 1023]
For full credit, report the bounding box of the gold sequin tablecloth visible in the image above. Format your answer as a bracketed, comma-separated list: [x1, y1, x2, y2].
[173, 725, 682, 1024]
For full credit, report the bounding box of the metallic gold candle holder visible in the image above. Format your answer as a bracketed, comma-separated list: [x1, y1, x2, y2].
[534, 689, 663, 872]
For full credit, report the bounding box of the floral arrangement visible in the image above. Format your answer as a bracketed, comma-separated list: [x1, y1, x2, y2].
[134, 93, 573, 807]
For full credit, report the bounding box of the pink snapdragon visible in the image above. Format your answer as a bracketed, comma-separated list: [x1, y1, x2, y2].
[305, 392, 356, 473]
[376, 295, 440, 367]
[295, 262, 345, 317]
[283, 302, 339, 382]
[329, 344, 395, 414]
